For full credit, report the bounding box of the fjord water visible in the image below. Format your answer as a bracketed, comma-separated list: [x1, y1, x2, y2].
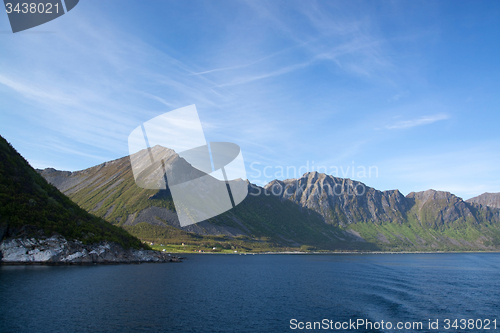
[1, 254, 499, 333]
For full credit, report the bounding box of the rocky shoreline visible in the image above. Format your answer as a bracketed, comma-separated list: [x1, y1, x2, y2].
[0, 235, 181, 264]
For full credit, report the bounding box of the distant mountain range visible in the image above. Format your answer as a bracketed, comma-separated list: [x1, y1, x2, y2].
[38, 147, 500, 252]
[0, 135, 146, 253]
[267, 173, 500, 250]
[38, 147, 365, 251]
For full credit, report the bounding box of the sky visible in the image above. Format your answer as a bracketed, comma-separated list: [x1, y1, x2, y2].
[1, 0, 500, 200]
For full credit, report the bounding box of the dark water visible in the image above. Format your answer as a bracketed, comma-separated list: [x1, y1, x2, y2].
[1, 253, 500, 333]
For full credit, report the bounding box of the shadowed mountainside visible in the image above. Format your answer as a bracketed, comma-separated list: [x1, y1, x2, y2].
[39, 150, 500, 252]
[0, 135, 145, 250]
[266, 172, 500, 250]
[39, 148, 371, 251]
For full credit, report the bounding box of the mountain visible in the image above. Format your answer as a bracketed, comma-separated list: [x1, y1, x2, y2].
[467, 193, 500, 209]
[265, 172, 410, 226]
[39, 151, 500, 252]
[38, 148, 372, 251]
[0, 134, 163, 262]
[266, 173, 500, 250]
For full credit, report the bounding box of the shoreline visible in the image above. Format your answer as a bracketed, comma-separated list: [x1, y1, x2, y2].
[3, 250, 498, 264]
[0, 259, 182, 265]
[0, 236, 184, 265]
[163, 250, 500, 255]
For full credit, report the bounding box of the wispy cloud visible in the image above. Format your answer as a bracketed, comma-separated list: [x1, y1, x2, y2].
[191, 42, 306, 76]
[0, 74, 76, 106]
[385, 113, 450, 130]
[2, 0, 492, 202]
[0, 12, 225, 161]
[388, 90, 410, 102]
[215, 59, 316, 87]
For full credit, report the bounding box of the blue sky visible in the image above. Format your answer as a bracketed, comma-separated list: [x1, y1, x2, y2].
[1, 0, 500, 199]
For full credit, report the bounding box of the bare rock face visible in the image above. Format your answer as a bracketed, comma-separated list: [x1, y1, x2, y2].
[35, 144, 500, 251]
[406, 189, 475, 225]
[0, 236, 181, 264]
[265, 173, 500, 233]
[265, 172, 409, 226]
[467, 193, 500, 209]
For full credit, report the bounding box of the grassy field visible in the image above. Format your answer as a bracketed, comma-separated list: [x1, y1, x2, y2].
[151, 243, 242, 253]
[148, 240, 305, 253]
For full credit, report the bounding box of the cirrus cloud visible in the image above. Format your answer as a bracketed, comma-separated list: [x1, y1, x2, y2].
[386, 113, 450, 130]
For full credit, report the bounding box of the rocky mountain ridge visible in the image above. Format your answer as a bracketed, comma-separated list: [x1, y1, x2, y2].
[265, 172, 500, 227]
[264, 172, 409, 226]
[38, 150, 370, 250]
[467, 192, 500, 209]
[38, 150, 500, 251]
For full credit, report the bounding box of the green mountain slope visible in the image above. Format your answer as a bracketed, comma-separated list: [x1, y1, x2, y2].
[39, 150, 373, 251]
[0, 135, 145, 249]
[39, 151, 500, 252]
[267, 173, 500, 251]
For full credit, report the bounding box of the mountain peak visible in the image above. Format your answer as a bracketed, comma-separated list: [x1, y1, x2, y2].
[264, 172, 408, 226]
[467, 192, 500, 209]
[32, 145, 500, 252]
[407, 189, 460, 202]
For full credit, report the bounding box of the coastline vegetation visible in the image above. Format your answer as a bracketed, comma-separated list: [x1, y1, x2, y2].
[0, 135, 148, 250]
